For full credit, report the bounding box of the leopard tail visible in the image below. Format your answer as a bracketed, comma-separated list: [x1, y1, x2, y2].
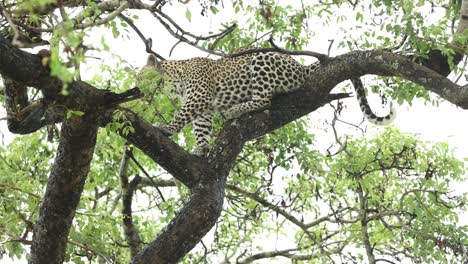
[350, 78, 396, 125]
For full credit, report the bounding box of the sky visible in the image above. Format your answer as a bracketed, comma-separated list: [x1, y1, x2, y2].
[1, 0, 467, 263]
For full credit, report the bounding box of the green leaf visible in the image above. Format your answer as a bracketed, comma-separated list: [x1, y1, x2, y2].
[73, 111, 85, 116]
[185, 8, 192, 22]
[211, 6, 219, 14]
[66, 110, 85, 119]
[356, 12, 363, 22]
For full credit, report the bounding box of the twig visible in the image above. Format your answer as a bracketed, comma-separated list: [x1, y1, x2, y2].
[268, 37, 330, 62]
[242, 29, 274, 49]
[0, 183, 41, 198]
[327, 39, 334, 56]
[151, 11, 226, 57]
[208, 24, 237, 50]
[150, 9, 328, 61]
[0, 3, 22, 47]
[56, 0, 68, 20]
[75, 1, 129, 30]
[227, 184, 318, 240]
[117, 14, 165, 61]
[200, 240, 209, 264]
[169, 40, 183, 57]
[154, 9, 236, 42]
[151, 0, 167, 10]
[68, 240, 113, 263]
[127, 149, 166, 202]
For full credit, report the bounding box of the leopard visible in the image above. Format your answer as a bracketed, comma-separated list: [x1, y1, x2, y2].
[137, 52, 395, 156]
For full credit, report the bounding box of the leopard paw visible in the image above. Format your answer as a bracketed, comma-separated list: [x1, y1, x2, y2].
[154, 124, 176, 137]
[223, 111, 241, 120]
[192, 145, 209, 157]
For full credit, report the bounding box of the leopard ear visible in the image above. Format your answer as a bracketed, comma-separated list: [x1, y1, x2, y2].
[146, 54, 157, 67]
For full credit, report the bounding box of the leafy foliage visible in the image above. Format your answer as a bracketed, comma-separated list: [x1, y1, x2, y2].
[208, 127, 467, 264]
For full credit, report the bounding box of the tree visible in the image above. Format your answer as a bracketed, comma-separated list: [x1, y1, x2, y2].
[0, 0, 467, 263]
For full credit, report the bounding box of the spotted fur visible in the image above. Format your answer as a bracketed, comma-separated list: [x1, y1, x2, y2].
[139, 52, 394, 155]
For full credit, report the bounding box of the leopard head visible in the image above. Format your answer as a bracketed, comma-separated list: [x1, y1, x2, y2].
[136, 55, 164, 93]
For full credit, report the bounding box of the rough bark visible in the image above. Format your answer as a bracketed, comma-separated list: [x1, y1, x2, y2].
[99, 110, 208, 188]
[3, 78, 66, 134]
[130, 177, 224, 263]
[30, 115, 98, 264]
[119, 148, 142, 258]
[310, 51, 468, 109]
[0, 37, 142, 111]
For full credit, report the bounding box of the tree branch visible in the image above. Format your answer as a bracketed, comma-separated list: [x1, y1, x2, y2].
[130, 172, 224, 264]
[227, 184, 313, 235]
[117, 14, 165, 61]
[237, 248, 310, 264]
[309, 50, 468, 109]
[99, 108, 210, 188]
[30, 115, 98, 264]
[357, 184, 376, 264]
[119, 146, 142, 258]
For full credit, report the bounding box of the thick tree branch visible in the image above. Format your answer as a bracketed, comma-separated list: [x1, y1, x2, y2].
[3, 78, 28, 111]
[130, 173, 224, 264]
[309, 50, 468, 109]
[102, 91, 345, 264]
[5, 99, 65, 134]
[96, 108, 226, 263]
[2, 82, 140, 135]
[128, 91, 345, 262]
[0, 37, 143, 112]
[0, 30, 207, 185]
[30, 115, 98, 264]
[99, 109, 210, 188]
[0, 38, 52, 88]
[3, 77, 65, 133]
